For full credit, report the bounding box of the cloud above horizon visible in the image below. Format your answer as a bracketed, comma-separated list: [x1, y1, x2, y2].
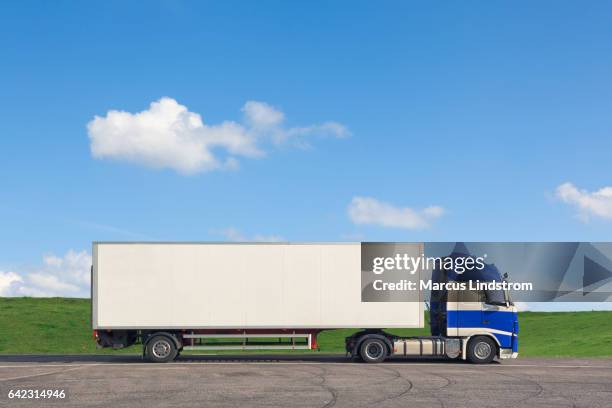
[87, 97, 349, 174]
[556, 182, 612, 222]
[0, 250, 91, 297]
[348, 196, 445, 229]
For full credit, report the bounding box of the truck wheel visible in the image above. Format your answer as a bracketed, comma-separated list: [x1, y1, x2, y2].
[467, 336, 496, 364]
[145, 335, 178, 363]
[359, 338, 388, 363]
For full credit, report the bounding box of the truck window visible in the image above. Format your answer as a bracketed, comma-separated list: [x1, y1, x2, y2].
[484, 288, 506, 306]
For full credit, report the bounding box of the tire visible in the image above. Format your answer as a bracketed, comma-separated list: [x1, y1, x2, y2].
[359, 338, 388, 363]
[467, 336, 496, 364]
[145, 335, 178, 363]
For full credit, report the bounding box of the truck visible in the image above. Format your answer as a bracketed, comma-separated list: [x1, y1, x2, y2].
[92, 242, 518, 363]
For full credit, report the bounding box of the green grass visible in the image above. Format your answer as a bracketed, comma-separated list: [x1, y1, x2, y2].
[1, 297, 611, 357]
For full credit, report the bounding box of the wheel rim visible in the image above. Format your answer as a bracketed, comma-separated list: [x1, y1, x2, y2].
[152, 339, 172, 359]
[365, 341, 384, 360]
[474, 341, 492, 359]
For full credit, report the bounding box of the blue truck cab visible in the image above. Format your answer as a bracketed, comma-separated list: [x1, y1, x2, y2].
[433, 285, 519, 361]
[346, 246, 519, 364]
[429, 248, 519, 362]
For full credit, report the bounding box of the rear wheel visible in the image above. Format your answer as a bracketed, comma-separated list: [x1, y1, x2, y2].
[467, 336, 496, 364]
[145, 335, 178, 363]
[359, 338, 388, 363]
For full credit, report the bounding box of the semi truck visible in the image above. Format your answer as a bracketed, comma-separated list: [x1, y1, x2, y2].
[92, 242, 518, 363]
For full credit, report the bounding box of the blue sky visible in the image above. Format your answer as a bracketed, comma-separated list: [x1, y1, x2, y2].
[1, 1, 612, 299]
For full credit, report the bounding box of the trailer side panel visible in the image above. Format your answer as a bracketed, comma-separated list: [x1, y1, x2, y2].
[93, 242, 423, 330]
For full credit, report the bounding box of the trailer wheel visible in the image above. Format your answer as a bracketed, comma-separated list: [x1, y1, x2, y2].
[359, 338, 388, 363]
[145, 335, 178, 363]
[467, 336, 496, 364]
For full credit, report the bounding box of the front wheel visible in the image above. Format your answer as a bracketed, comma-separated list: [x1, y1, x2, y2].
[359, 338, 388, 363]
[145, 335, 178, 363]
[467, 336, 496, 364]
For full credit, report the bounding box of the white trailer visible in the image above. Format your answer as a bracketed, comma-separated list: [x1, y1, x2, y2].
[92, 242, 518, 363]
[93, 242, 423, 329]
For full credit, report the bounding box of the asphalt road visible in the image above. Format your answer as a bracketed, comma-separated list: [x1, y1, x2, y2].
[0, 355, 611, 407]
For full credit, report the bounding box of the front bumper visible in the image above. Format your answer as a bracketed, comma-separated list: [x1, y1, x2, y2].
[499, 348, 519, 359]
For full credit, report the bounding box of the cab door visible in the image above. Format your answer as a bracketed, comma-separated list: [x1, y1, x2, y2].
[482, 289, 514, 349]
[448, 288, 482, 337]
[458, 288, 483, 330]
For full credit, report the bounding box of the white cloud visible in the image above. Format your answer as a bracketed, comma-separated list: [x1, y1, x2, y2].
[0, 271, 23, 296]
[88, 97, 259, 174]
[287, 122, 351, 139]
[556, 182, 612, 221]
[348, 196, 445, 229]
[88, 98, 349, 174]
[0, 250, 91, 297]
[28, 273, 81, 293]
[284, 122, 351, 148]
[42, 255, 63, 267]
[214, 227, 284, 243]
[243, 101, 284, 129]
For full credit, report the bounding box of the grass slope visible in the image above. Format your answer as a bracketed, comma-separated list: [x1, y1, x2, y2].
[1, 298, 611, 357]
